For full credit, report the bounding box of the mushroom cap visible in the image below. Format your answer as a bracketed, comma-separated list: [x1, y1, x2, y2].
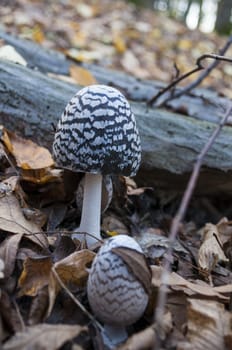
[87, 235, 150, 326]
[53, 85, 141, 176]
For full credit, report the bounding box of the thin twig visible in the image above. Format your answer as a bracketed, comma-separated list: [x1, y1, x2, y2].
[154, 102, 232, 350]
[52, 267, 104, 332]
[147, 66, 202, 106]
[147, 35, 232, 107]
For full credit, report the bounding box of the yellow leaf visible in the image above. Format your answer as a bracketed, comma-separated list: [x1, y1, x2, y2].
[178, 39, 192, 50]
[113, 34, 126, 54]
[1, 127, 54, 170]
[69, 65, 97, 86]
[32, 26, 45, 44]
[54, 249, 95, 287]
[18, 257, 53, 296]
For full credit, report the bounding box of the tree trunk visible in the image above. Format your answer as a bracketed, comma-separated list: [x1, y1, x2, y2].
[215, 0, 232, 34]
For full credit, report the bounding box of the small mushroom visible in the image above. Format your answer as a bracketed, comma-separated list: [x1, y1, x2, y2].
[87, 234, 151, 347]
[53, 85, 141, 247]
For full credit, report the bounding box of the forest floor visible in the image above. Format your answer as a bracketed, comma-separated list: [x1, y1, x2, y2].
[0, 1, 232, 350]
[1, 0, 232, 97]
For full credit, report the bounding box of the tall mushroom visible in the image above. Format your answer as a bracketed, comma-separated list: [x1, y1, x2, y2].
[53, 85, 141, 246]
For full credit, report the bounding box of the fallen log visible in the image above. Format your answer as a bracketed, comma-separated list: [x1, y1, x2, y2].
[1, 59, 232, 195]
[0, 30, 228, 124]
[1, 30, 232, 195]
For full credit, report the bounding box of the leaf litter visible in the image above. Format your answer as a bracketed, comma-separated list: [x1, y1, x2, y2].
[0, 119, 231, 349]
[0, 1, 232, 349]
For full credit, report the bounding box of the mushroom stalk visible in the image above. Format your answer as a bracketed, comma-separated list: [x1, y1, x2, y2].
[102, 324, 128, 349]
[73, 173, 102, 247]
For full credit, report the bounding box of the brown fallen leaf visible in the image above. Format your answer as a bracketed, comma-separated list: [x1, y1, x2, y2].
[50, 250, 95, 317]
[125, 177, 153, 196]
[198, 223, 229, 281]
[120, 51, 149, 79]
[113, 33, 126, 54]
[0, 190, 47, 247]
[69, 65, 97, 86]
[0, 258, 4, 279]
[53, 249, 95, 288]
[18, 248, 95, 306]
[18, 256, 53, 297]
[0, 233, 23, 279]
[151, 266, 232, 301]
[216, 217, 232, 245]
[102, 215, 129, 235]
[0, 291, 23, 335]
[28, 287, 50, 325]
[32, 25, 45, 44]
[1, 126, 54, 170]
[111, 246, 152, 295]
[177, 299, 232, 350]
[2, 323, 87, 350]
[0, 193, 47, 248]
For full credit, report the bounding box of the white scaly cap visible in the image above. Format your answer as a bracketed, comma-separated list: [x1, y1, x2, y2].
[53, 84, 141, 176]
[87, 235, 150, 326]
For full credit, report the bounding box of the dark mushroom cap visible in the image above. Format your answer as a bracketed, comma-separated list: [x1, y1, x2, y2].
[53, 85, 141, 176]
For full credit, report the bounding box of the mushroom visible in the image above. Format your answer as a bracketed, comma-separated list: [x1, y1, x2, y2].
[53, 85, 141, 247]
[87, 234, 151, 347]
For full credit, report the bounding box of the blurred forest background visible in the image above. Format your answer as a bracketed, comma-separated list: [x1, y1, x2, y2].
[129, 0, 232, 34]
[1, 0, 232, 98]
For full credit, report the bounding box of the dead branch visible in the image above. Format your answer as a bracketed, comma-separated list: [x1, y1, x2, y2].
[148, 35, 232, 107]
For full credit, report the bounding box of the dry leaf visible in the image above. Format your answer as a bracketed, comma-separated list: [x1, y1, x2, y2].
[121, 51, 149, 79]
[1, 127, 54, 170]
[54, 249, 95, 288]
[18, 249, 94, 309]
[69, 65, 97, 86]
[2, 324, 87, 350]
[102, 216, 129, 234]
[216, 217, 232, 244]
[0, 258, 4, 279]
[198, 223, 229, 278]
[0, 233, 23, 279]
[18, 256, 52, 297]
[0, 191, 47, 247]
[112, 246, 152, 295]
[178, 299, 232, 350]
[32, 25, 45, 44]
[113, 34, 126, 54]
[151, 266, 232, 301]
[28, 287, 50, 325]
[21, 168, 62, 185]
[0, 291, 23, 334]
[136, 231, 188, 259]
[76, 3, 95, 18]
[125, 176, 153, 196]
[47, 249, 95, 316]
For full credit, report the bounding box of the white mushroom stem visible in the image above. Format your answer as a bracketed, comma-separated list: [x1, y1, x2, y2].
[102, 324, 128, 349]
[73, 173, 102, 247]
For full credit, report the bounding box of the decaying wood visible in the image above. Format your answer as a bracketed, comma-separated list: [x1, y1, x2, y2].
[0, 30, 229, 123]
[1, 32, 232, 194]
